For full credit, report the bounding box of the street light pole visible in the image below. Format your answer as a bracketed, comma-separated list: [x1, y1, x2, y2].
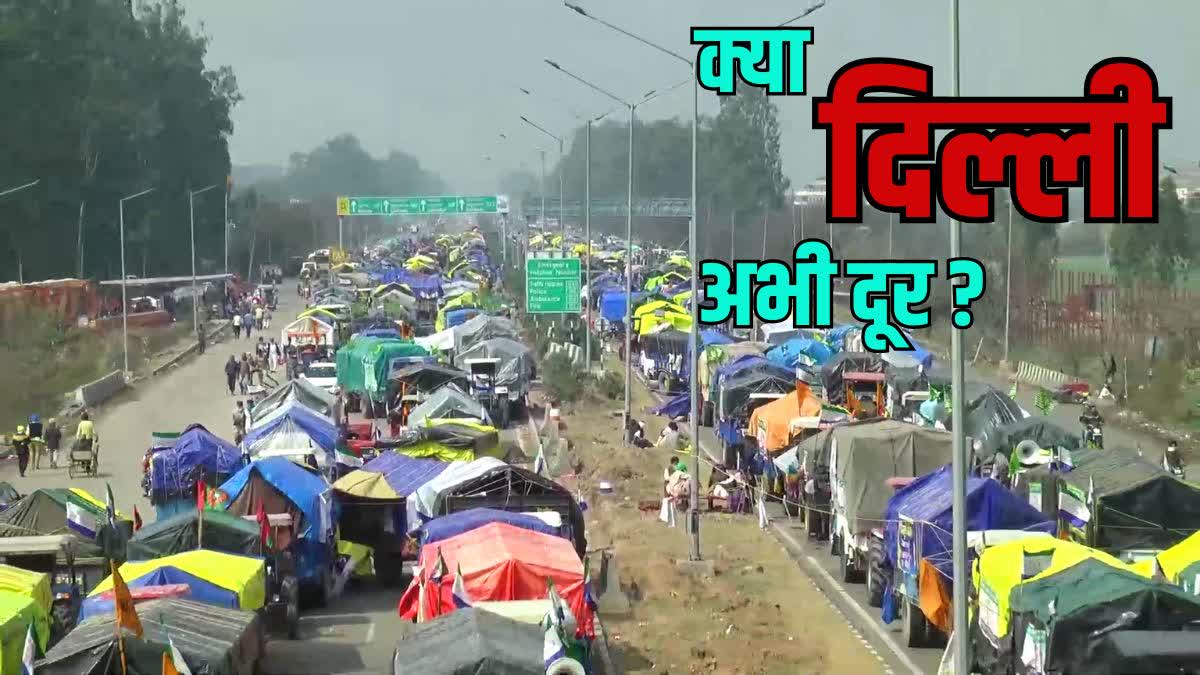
[189, 184, 220, 335]
[224, 176, 231, 274]
[0, 179, 40, 198]
[558, 137, 565, 255]
[119, 187, 156, 377]
[1004, 195, 1013, 365]
[585, 119, 592, 369]
[949, 1, 968, 673]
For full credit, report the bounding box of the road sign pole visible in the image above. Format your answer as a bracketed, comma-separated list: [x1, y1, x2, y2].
[338, 216, 344, 251]
[622, 105, 635, 445]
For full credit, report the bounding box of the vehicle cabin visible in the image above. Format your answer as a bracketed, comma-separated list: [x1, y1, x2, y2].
[844, 371, 886, 419]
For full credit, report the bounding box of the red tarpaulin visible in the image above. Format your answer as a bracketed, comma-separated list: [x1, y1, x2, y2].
[398, 522, 588, 628]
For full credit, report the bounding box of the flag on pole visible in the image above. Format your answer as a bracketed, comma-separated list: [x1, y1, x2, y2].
[195, 480, 207, 513]
[577, 558, 597, 640]
[414, 565, 428, 624]
[542, 580, 567, 670]
[431, 549, 447, 617]
[65, 499, 97, 539]
[105, 483, 118, 531]
[111, 561, 143, 638]
[133, 506, 143, 532]
[20, 623, 35, 675]
[533, 444, 547, 477]
[451, 564, 473, 609]
[165, 636, 192, 675]
[255, 503, 273, 551]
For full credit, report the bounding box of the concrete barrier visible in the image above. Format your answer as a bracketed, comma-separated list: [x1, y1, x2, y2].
[1015, 360, 1077, 388]
[74, 370, 126, 407]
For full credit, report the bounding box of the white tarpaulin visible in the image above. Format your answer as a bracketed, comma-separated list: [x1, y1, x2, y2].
[281, 316, 334, 347]
[406, 456, 508, 531]
[416, 327, 457, 353]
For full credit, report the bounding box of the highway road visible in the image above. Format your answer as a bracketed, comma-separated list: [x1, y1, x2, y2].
[3, 285, 406, 675]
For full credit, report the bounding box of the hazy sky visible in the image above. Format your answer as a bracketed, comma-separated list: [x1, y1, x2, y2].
[180, 0, 1200, 193]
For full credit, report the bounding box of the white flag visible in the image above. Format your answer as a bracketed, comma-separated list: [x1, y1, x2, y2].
[20, 624, 35, 675]
[169, 636, 193, 675]
[757, 488, 770, 530]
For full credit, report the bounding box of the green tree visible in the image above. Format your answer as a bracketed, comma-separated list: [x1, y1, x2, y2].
[707, 88, 789, 212]
[1110, 177, 1191, 285]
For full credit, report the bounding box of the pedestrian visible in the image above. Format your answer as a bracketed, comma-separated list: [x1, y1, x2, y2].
[254, 304, 264, 330]
[232, 311, 242, 339]
[253, 352, 266, 386]
[269, 339, 281, 370]
[27, 414, 43, 471]
[44, 418, 62, 469]
[239, 354, 252, 395]
[256, 337, 268, 362]
[242, 310, 253, 338]
[225, 355, 239, 395]
[263, 309, 272, 330]
[10, 426, 30, 478]
[232, 401, 247, 443]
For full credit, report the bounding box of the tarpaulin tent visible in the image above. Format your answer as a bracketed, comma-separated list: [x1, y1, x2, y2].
[127, 509, 261, 561]
[408, 384, 492, 426]
[389, 362, 469, 393]
[398, 523, 586, 624]
[251, 379, 335, 422]
[715, 359, 796, 444]
[333, 453, 449, 548]
[280, 316, 335, 348]
[36, 598, 262, 675]
[454, 338, 533, 389]
[883, 465, 1054, 581]
[149, 424, 242, 515]
[419, 508, 562, 549]
[0, 565, 50, 614]
[0, 488, 132, 545]
[441, 307, 482, 332]
[766, 338, 833, 371]
[699, 342, 769, 402]
[244, 402, 337, 468]
[820, 352, 886, 405]
[651, 392, 690, 419]
[415, 327, 457, 354]
[1006, 559, 1200, 675]
[759, 322, 821, 346]
[748, 385, 827, 452]
[358, 327, 402, 339]
[336, 337, 430, 399]
[830, 420, 954, 534]
[599, 291, 649, 323]
[0, 590, 49, 675]
[390, 607, 546, 675]
[453, 314, 519, 354]
[1020, 447, 1200, 551]
[88, 550, 266, 612]
[1129, 529, 1200, 583]
[221, 457, 332, 546]
[977, 417, 1080, 464]
[955, 383, 1027, 461]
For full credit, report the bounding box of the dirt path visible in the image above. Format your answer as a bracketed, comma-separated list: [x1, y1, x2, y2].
[542, 361, 887, 674]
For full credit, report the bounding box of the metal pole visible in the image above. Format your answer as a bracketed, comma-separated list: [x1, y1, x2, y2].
[120, 201, 129, 376]
[800, 197, 806, 240]
[622, 106, 635, 444]
[540, 151, 546, 237]
[224, 182, 230, 273]
[949, 1, 968, 672]
[1004, 196, 1013, 364]
[558, 138, 565, 255]
[688, 76, 701, 561]
[189, 191, 198, 333]
[338, 216, 344, 251]
[791, 197, 797, 242]
[585, 119, 592, 369]
[730, 210, 735, 259]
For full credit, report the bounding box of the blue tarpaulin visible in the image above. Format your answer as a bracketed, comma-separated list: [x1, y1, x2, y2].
[357, 452, 449, 498]
[220, 457, 330, 540]
[446, 308, 481, 328]
[150, 424, 242, 492]
[766, 338, 834, 370]
[77, 567, 240, 622]
[371, 270, 442, 298]
[600, 291, 649, 323]
[652, 392, 690, 418]
[419, 508, 562, 548]
[359, 328, 402, 339]
[244, 402, 338, 453]
[883, 465, 1054, 579]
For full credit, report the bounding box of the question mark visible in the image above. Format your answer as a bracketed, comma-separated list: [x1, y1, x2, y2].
[947, 258, 986, 329]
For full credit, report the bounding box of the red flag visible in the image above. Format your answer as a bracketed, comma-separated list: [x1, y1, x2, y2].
[133, 506, 143, 532]
[255, 502, 273, 551]
[196, 480, 207, 512]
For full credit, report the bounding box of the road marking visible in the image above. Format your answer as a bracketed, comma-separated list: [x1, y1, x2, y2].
[365, 621, 375, 644]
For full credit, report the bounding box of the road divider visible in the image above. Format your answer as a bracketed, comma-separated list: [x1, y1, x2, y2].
[74, 370, 126, 408]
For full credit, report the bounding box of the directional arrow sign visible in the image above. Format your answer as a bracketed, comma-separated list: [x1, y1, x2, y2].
[336, 195, 500, 216]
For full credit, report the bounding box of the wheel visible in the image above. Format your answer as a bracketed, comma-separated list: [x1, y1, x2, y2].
[866, 537, 886, 607]
[658, 372, 670, 393]
[901, 599, 928, 648]
[315, 566, 335, 608]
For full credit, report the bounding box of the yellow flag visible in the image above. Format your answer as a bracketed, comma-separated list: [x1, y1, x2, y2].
[111, 561, 144, 638]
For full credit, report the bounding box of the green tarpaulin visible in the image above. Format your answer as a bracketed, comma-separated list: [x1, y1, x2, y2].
[336, 337, 430, 399]
[127, 510, 262, 560]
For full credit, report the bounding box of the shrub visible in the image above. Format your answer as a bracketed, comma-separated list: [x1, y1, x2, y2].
[594, 370, 623, 400]
[542, 351, 585, 403]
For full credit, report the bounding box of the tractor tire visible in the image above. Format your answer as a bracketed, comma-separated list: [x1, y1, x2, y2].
[866, 538, 886, 607]
[902, 599, 928, 649]
[658, 372, 670, 393]
[701, 401, 714, 427]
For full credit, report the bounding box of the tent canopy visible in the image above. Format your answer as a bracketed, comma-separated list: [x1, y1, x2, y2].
[390, 607, 546, 675]
[337, 337, 430, 398]
[149, 424, 242, 496]
[252, 379, 335, 421]
[454, 338, 533, 389]
[0, 565, 50, 614]
[332, 453, 449, 501]
[820, 352, 886, 405]
[766, 337, 834, 370]
[220, 457, 331, 541]
[408, 383, 491, 426]
[127, 509, 261, 560]
[0, 589, 49, 675]
[389, 362, 470, 393]
[244, 401, 337, 454]
[453, 314, 519, 354]
[419, 508, 562, 548]
[89, 549, 266, 611]
[748, 385, 827, 452]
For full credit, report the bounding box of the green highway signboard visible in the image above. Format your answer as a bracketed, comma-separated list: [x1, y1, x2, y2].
[337, 195, 499, 216]
[526, 255, 581, 314]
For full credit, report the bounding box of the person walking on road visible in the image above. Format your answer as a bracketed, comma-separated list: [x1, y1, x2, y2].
[239, 354, 252, 395]
[43, 418, 62, 469]
[10, 426, 30, 478]
[254, 304, 264, 330]
[242, 310, 253, 338]
[232, 312, 242, 339]
[225, 356, 239, 395]
[268, 339, 281, 371]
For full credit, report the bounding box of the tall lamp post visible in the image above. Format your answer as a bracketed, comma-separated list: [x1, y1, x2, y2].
[119, 187, 156, 377]
[189, 184, 221, 334]
[0, 179, 40, 199]
[519, 115, 565, 255]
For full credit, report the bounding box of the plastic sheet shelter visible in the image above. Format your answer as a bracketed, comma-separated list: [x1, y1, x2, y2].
[414, 327, 458, 355]
[632, 300, 691, 334]
[0, 589, 49, 674]
[149, 424, 242, 503]
[957, 383, 1027, 462]
[244, 402, 337, 469]
[1128, 529, 1200, 582]
[419, 508, 563, 549]
[453, 314, 519, 355]
[89, 549, 266, 611]
[398, 522, 585, 623]
[1004, 559, 1200, 675]
[973, 536, 1134, 647]
[599, 291, 649, 323]
[699, 342, 769, 402]
[0, 565, 51, 615]
[820, 352, 886, 405]
[429, 463, 586, 559]
[222, 457, 331, 540]
[408, 458, 508, 529]
[35, 598, 262, 675]
[766, 338, 834, 371]
[408, 384, 492, 426]
[453, 337, 534, 389]
[389, 362, 469, 394]
[883, 465, 1054, 581]
[1019, 447, 1200, 552]
[748, 384, 826, 452]
[333, 453, 448, 547]
[831, 420, 954, 534]
[127, 509, 261, 560]
[977, 417, 1080, 463]
[0, 488, 132, 544]
[251, 378, 335, 422]
[715, 359, 796, 444]
[280, 315, 335, 348]
[336, 337, 430, 399]
[390, 607, 548, 675]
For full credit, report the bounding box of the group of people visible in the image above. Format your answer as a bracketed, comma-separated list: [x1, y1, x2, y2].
[228, 294, 271, 339]
[8, 411, 95, 478]
[224, 340, 285, 397]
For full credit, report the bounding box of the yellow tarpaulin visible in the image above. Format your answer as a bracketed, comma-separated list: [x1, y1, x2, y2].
[90, 550, 266, 611]
[0, 565, 50, 614]
[70, 488, 127, 519]
[748, 385, 824, 452]
[0, 591, 48, 675]
[637, 311, 692, 335]
[393, 441, 474, 463]
[333, 471, 404, 500]
[1129, 528, 1200, 582]
[974, 537, 1136, 639]
[337, 539, 374, 578]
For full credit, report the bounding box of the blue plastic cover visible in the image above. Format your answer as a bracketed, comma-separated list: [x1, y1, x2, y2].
[220, 456, 329, 538]
[77, 567, 240, 622]
[446, 308, 481, 327]
[652, 392, 690, 419]
[243, 402, 338, 453]
[826, 325, 933, 367]
[766, 338, 834, 370]
[882, 464, 1055, 578]
[419, 507, 561, 547]
[358, 452, 449, 498]
[599, 291, 649, 323]
[359, 328, 402, 339]
[150, 424, 242, 491]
